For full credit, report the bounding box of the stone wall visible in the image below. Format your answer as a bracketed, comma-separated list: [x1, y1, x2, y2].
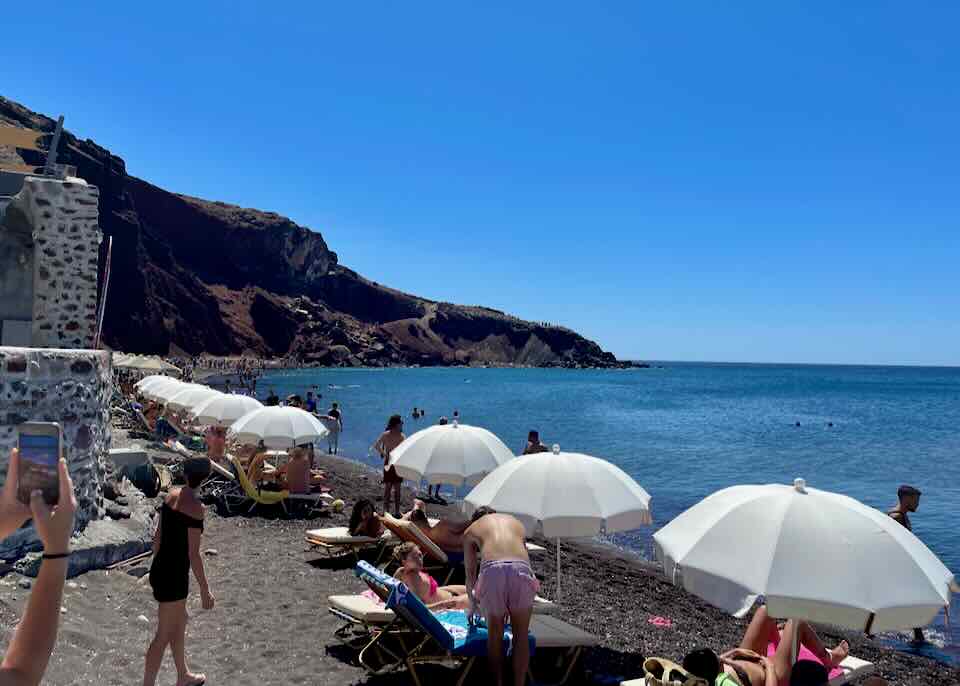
[0, 347, 111, 559]
[0, 176, 101, 348]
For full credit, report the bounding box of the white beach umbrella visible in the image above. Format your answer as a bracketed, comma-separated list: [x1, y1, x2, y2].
[135, 374, 171, 390]
[165, 385, 222, 413]
[228, 406, 329, 449]
[653, 478, 956, 634]
[141, 377, 187, 401]
[387, 421, 515, 486]
[190, 393, 263, 428]
[463, 445, 653, 597]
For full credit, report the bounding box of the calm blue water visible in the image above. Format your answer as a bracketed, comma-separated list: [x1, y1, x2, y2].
[258, 363, 960, 664]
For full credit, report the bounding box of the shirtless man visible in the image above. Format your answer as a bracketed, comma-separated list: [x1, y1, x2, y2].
[888, 484, 925, 641]
[409, 509, 469, 552]
[682, 606, 848, 686]
[464, 507, 540, 686]
[373, 415, 405, 516]
[522, 430, 548, 455]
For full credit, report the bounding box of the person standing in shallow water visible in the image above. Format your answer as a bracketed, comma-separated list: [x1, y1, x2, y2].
[888, 484, 925, 642]
[143, 459, 215, 686]
[373, 415, 405, 517]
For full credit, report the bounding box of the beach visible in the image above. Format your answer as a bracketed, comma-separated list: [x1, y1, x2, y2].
[0, 421, 956, 686]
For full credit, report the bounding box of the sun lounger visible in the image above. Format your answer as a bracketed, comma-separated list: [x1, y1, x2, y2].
[225, 455, 328, 517]
[619, 655, 876, 686]
[306, 526, 399, 564]
[355, 560, 594, 686]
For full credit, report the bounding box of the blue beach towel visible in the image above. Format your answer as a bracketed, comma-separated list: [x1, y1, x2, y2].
[355, 561, 535, 657]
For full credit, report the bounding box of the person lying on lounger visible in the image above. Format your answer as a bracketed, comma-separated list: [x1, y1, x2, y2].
[682, 605, 849, 686]
[408, 507, 470, 554]
[392, 542, 467, 607]
[349, 498, 384, 537]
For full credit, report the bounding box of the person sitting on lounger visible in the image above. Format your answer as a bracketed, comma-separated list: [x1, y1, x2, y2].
[277, 446, 311, 494]
[349, 498, 384, 538]
[392, 542, 467, 606]
[682, 605, 849, 686]
[408, 508, 470, 554]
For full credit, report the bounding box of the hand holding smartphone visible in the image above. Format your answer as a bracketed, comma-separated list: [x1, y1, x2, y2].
[16, 422, 62, 507]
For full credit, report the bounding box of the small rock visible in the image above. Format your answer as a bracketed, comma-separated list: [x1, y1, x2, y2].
[203, 548, 218, 557]
[79, 583, 87, 590]
[67, 581, 78, 589]
[18, 579, 31, 590]
[60, 605, 67, 614]
[138, 614, 150, 623]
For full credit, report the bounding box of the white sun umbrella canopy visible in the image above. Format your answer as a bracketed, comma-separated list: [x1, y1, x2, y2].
[464, 445, 653, 597]
[653, 478, 956, 634]
[165, 385, 222, 412]
[141, 377, 187, 401]
[229, 406, 329, 449]
[135, 375, 171, 390]
[190, 393, 263, 428]
[387, 421, 515, 486]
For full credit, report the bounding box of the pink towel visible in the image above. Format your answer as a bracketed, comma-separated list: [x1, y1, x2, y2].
[767, 641, 843, 679]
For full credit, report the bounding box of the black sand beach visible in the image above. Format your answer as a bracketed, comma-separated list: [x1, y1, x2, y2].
[0, 429, 957, 686]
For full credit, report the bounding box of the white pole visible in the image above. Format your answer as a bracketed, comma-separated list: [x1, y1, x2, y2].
[556, 538, 561, 600]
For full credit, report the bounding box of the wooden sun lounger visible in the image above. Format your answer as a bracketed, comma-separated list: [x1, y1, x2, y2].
[619, 655, 876, 686]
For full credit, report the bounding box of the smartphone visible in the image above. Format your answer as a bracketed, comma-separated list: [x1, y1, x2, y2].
[16, 422, 62, 506]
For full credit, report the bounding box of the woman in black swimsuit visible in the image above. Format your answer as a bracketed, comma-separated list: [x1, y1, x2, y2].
[143, 459, 215, 686]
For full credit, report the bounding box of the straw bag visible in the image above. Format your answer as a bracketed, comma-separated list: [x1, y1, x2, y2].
[642, 657, 708, 686]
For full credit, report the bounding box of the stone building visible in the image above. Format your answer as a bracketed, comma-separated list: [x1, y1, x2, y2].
[0, 155, 112, 560]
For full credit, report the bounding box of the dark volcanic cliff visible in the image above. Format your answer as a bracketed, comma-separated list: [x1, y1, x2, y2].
[1, 96, 623, 367]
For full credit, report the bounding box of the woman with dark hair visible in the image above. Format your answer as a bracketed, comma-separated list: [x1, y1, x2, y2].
[372, 414, 405, 517]
[143, 458, 215, 686]
[348, 498, 383, 537]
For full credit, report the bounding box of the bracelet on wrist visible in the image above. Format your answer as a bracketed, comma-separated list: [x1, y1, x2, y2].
[42, 551, 71, 560]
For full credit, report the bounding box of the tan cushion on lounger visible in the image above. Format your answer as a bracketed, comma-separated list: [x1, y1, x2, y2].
[529, 614, 599, 649]
[381, 514, 448, 563]
[328, 594, 395, 623]
[306, 527, 380, 545]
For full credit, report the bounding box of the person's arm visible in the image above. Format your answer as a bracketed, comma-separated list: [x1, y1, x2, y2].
[463, 528, 480, 617]
[187, 521, 214, 611]
[0, 458, 77, 686]
[151, 509, 162, 556]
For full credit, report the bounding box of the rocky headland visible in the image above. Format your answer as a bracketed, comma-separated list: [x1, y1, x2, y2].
[1, 96, 629, 368]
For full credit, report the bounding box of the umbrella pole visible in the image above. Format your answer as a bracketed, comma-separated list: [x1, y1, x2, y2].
[556, 538, 561, 600]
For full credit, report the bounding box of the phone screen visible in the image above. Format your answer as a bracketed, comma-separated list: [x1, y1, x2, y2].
[18, 433, 60, 506]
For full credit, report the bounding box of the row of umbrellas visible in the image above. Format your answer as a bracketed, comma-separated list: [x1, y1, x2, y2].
[385, 419, 955, 641]
[134, 375, 329, 448]
[134, 374, 956, 644]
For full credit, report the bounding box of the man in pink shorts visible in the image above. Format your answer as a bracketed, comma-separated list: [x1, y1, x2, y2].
[464, 507, 540, 686]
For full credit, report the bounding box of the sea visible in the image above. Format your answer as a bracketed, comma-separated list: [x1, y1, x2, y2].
[256, 362, 960, 665]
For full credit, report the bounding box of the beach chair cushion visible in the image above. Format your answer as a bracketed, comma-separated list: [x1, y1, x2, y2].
[306, 527, 390, 545]
[328, 594, 396, 623]
[381, 514, 448, 563]
[829, 656, 875, 685]
[528, 614, 598, 649]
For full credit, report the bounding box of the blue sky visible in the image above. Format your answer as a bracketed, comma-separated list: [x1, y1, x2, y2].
[4, 2, 958, 365]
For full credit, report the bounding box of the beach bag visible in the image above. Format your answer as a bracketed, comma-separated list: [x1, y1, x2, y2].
[643, 657, 708, 686]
